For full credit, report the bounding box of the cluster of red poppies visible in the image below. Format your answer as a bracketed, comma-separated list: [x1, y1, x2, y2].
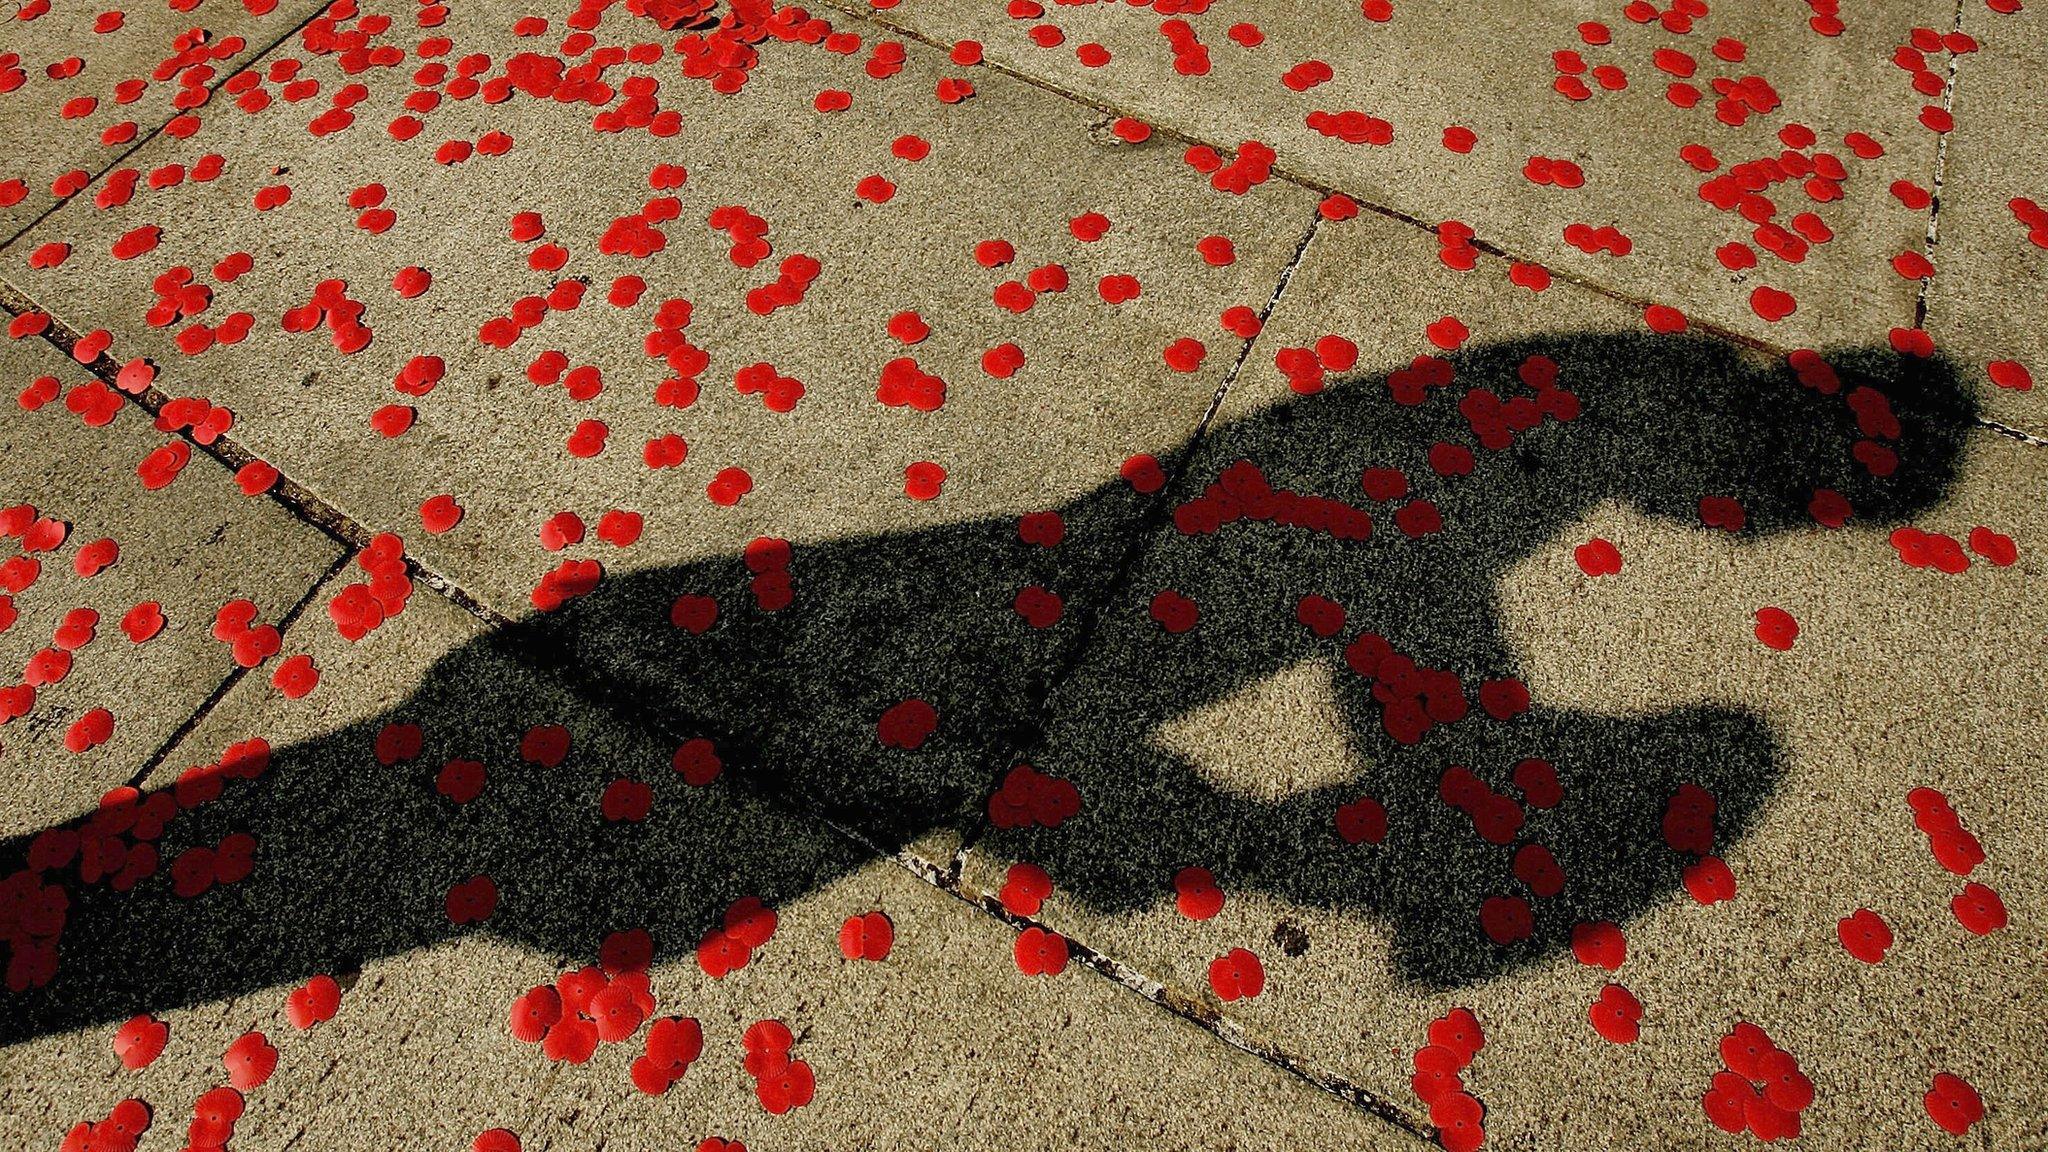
[731, 358, 804, 413]
[595, 200, 675, 261]
[1160, 17, 1212, 76]
[530, 556, 603, 612]
[991, 260, 1071, 315]
[643, 292, 711, 411]
[1272, 333, 1357, 394]
[986, 762, 1081, 830]
[1185, 139, 1275, 196]
[210, 598, 280, 668]
[1172, 458, 1376, 541]
[57, 1097, 152, 1152]
[694, 895, 779, 978]
[631, 1015, 705, 1096]
[1410, 1007, 1487, 1152]
[509, 964, 658, 1065]
[1701, 1022, 1813, 1141]
[744, 534, 793, 611]
[1456, 355, 1581, 452]
[1663, 783, 1738, 904]
[1342, 631, 1466, 746]
[167, 831, 256, 899]
[279, 277, 372, 355]
[1306, 108, 1394, 146]
[742, 1018, 816, 1114]
[1910, 789, 2008, 936]
[328, 531, 414, 641]
[742, 253, 820, 318]
[875, 354, 948, 413]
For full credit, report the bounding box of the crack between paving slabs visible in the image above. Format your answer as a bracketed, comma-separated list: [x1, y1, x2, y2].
[2, 271, 1439, 1146]
[1912, 0, 1968, 331]
[515, 1063, 567, 1141]
[124, 546, 355, 792]
[0, 1, 337, 253]
[892, 837, 1441, 1146]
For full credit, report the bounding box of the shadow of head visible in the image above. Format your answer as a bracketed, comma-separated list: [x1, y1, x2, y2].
[1202, 332, 1971, 539]
[0, 332, 1975, 1040]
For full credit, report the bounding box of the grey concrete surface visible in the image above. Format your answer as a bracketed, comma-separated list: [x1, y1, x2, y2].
[1, 0, 1320, 852]
[833, 0, 1953, 359]
[0, 328, 339, 836]
[0, 2, 2042, 1150]
[0, 0, 327, 239]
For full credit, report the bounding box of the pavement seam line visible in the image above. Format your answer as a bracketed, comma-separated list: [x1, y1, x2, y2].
[516, 1063, 567, 1136]
[124, 545, 354, 791]
[1198, 208, 1323, 439]
[1976, 418, 2048, 448]
[1912, 0, 1967, 330]
[0, 2, 335, 253]
[1016, 201, 1324, 727]
[905, 206, 1447, 1144]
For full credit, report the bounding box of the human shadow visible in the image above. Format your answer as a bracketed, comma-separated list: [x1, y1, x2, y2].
[0, 332, 1974, 1044]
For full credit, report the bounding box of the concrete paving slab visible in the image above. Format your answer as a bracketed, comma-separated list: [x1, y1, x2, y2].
[1920, 3, 2048, 438]
[963, 209, 2048, 1148]
[836, 0, 1954, 359]
[0, 0, 1318, 850]
[0, 551, 1417, 1152]
[0, 327, 339, 837]
[0, 0, 326, 241]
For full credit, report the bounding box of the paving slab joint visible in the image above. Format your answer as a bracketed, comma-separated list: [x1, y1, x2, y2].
[0, 278, 520, 639]
[1912, 0, 1969, 330]
[1976, 418, 2048, 448]
[514, 1063, 567, 1136]
[125, 547, 355, 792]
[926, 850, 1440, 1146]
